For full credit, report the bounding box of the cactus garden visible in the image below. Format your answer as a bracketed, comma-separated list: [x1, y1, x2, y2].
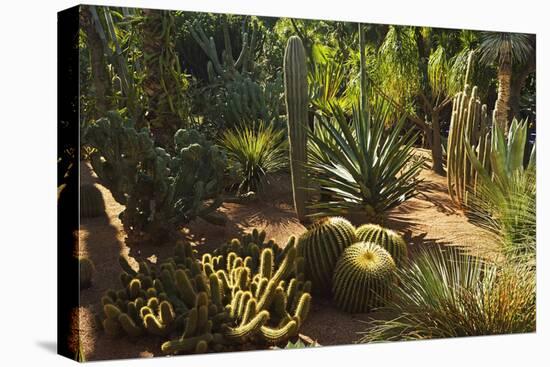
[73, 5, 536, 361]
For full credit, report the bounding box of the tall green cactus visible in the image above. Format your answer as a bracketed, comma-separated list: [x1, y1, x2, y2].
[284, 36, 309, 221]
[297, 217, 356, 294]
[447, 52, 492, 205]
[332, 242, 396, 313]
[356, 224, 408, 268]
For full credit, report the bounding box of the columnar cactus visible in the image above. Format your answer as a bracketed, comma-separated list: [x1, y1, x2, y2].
[332, 242, 396, 313]
[447, 53, 492, 205]
[297, 217, 356, 294]
[99, 235, 311, 354]
[356, 224, 408, 268]
[284, 36, 309, 221]
[80, 184, 105, 218]
[79, 257, 95, 290]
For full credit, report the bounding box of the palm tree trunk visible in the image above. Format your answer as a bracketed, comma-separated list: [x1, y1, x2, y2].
[494, 61, 512, 134]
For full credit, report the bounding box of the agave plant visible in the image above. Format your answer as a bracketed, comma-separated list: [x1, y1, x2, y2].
[307, 100, 423, 220]
[358, 247, 536, 342]
[466, 118, 536, 264]
[221, 121, 288, 195]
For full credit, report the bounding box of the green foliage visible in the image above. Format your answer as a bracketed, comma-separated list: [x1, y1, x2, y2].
[84, 112, 227, 244]
[80, 184, 106, 218]
[297, 217, 356, 294]
[332, 242, 396, 313]
[358, 247, 536, 341]
[307, 101, 423, 220]
[221, 121, 288, 195]
[465, 119, 536, 264]
[284, 36, 309, 221]
[100, 235, 311, 353]
[79, 257, 95, 290]
[356, 224, 408, 268]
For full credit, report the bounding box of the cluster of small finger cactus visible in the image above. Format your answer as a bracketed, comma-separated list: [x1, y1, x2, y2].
[98, 233, 311, 354]
[332, 242, 396, 313]
[297, 217, 356, 294]
[80, 184, 105, 218]
[79, 257, 95, 290]
[356, 224, 408, 268]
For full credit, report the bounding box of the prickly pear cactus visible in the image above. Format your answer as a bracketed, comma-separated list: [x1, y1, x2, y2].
[84, 112, 227, 244]
[80, 184, 105, 218]
[356, 224, 408, 268]
[297, 217, 356, 294]
[79, 257, 95, 290]
[332, 242, 396, 313]
[284, 36, 309, 221]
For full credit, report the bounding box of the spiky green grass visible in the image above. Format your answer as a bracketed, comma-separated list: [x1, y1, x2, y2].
[221, 122, 288, 195]
[358, 247, 535, 342]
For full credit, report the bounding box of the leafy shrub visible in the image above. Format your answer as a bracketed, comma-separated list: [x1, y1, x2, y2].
[221, 122, 288, 195]
[307, 101, 423, 221]
[358, 247, 536, 342]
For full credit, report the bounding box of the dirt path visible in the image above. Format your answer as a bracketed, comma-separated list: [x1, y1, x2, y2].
[77, 152, 495, 360]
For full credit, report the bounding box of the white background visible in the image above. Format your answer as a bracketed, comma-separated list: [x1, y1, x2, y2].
[0, 0, 547, 365]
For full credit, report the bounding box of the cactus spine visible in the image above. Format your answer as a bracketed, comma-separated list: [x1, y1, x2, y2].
[284, 36, 309, 221]
[447, 52, 492, 205]
[80, 184, 105, 218]
[356, 224, 408, 268]
[332, 242, 396, 313]
[298, 217, 356, 294]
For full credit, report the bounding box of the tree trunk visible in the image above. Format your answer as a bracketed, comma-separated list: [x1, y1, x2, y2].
[494, 61, 512, 134]
[430, 110, 444, 175]
[510, 57, 536, 120]
[80, 6, 111, 117]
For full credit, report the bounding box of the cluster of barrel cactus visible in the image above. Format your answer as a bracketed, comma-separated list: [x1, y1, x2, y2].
[98, 233, 311, 354]
[297, 217, 356, 294]
[298, 217, 407, 313]
[80, 184, 105, 218]
[84, 112, 227, 244]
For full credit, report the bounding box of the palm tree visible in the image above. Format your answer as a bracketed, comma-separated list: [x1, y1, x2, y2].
[478, 32, 534, 133]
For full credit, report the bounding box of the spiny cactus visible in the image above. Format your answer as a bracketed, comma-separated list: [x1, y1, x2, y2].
[284, 36, 309, 221]
[80, 184, 105, 218]
[84, 112, 228, 244]
[356, 224, 408, 268]
[99, 236, 311, 354]
[447, 52, 492, 205]
[297, 217, 356, 294]
[79, 257, 95, 290]
[332, 242, 396, 313]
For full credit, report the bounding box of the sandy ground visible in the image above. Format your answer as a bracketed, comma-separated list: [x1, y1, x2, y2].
[76, 150, 495, 360]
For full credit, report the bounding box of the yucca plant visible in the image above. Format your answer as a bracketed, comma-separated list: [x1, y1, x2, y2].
[358, 247, 536, 342]
[221, 121, 288, 195]
[466, 118, 536, 264]
[307, 100, 423, 221]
